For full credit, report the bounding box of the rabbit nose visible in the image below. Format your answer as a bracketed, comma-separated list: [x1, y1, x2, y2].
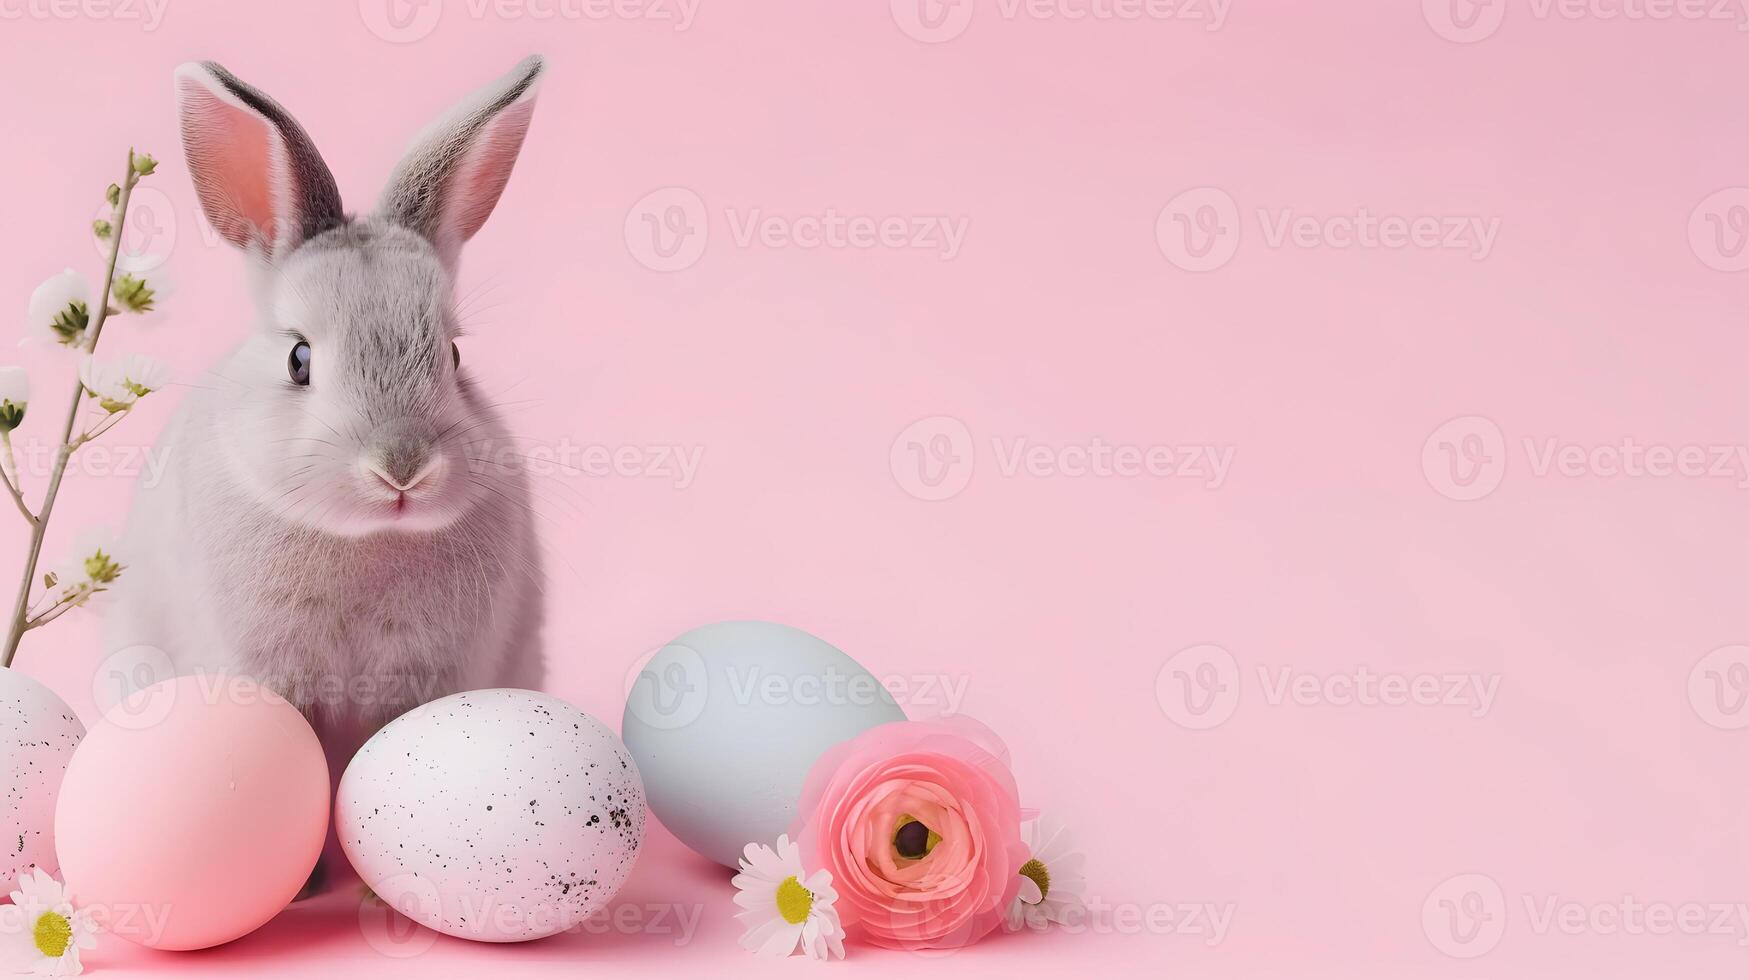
[368, 439, 439, 492]
[369, 457, 437, 493]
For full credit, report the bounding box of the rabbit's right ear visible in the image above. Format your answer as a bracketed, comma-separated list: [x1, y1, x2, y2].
[174, 62, 345, 257]
[375, 55, 544, 275]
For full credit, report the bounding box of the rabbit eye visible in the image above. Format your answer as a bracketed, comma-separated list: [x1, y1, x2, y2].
[451, 341, 461, 371]
[288, 340, 311, 386]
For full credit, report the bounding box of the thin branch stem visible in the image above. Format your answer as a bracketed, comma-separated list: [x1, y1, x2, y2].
[1, 149, 138, 669]
[0, 432, 35, 525]
[26, 589, 67, 622]
[25, 593, 88, 631]
[73, 408, 128, 446]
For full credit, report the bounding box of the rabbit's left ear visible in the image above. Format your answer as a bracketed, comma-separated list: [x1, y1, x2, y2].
[175, 61, 345, 257]
[376, 55, 545, 274]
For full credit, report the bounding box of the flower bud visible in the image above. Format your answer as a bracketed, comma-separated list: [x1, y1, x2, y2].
[0, 365, 27, 433]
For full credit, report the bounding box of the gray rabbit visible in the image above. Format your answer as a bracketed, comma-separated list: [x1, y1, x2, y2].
[105, 57, 548, 858]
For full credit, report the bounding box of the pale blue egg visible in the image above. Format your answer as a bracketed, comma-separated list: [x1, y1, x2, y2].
[621, 621, 905, 868]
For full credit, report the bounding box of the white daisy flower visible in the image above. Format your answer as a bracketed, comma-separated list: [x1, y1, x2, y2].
[0, 366, 28, 432]
[78, 352, 169, 413]
[1005, 814, 1087, 932]
[24, 270, 92, 349]
[44, 527, 123, 609]
[1, 868, 98, 976]
[731, 834, 846, 960]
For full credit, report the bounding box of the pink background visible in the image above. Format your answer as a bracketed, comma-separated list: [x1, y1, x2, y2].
[4, 0, 1748, 976]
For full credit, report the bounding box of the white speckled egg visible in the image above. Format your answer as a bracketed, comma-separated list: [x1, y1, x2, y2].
[621, 621, 906, 868]
[336, 689, 645, 943]
[1, 669, 84, 883]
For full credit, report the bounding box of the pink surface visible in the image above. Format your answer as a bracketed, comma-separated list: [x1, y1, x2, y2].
[0, 1, 1745, 976]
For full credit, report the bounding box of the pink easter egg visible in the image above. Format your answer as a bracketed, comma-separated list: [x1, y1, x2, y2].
[53, 674, 328, 950]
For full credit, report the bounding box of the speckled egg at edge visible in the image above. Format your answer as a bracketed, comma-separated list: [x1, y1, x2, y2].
[621, 620, 907, 869]
[337, 689, 646, 943]
[1, 669, 84, 884]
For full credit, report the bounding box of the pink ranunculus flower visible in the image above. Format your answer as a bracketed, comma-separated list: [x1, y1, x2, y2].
[791, 716, 1028, 950]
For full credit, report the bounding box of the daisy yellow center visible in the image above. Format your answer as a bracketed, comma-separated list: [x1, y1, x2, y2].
[33, 910, 72, 958]
[1020, 858, 1051, 903]
[775, 875, 813, 925]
